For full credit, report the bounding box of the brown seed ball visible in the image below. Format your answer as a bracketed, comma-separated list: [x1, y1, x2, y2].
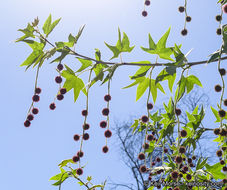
[57, 94, 64, 101]
[49, 103, 56, 110]
[27, 114, 34, 121]
[104, 129, 112, 138]
[24, 120, 31, 127]
[142, 11, 148, 17]
[214, 128, 220, 135]
[218, 109, 226, 118]
[171, 171, 178, 180]
[72, 156, 80, 162]
[76, 168, 83, 175]
[148, 176, 152, 180]
[60, 88, 67, 95]
[175, 156, 183, 164]
[174, 187, 180, 190]
[186, 174, 192, 180]
[152, 162, 155, 166]
[187, 158, 192, 164]
[147, 103, 153, 110]
[186, 16, 192, 22]
[189, 163, 194, 167]
[83, 133, 89, 140]
[156, 157, 161, 162]
[57, 63, 64, 71]
[216, 150, 223, 157]
[223, 166, 227, 171]
[215, 85, 222, 92]
[104, 94, 111, 102]
[82, 110, 88, 116]
[223, 4, 227, 13]
[102, 146, 109, 153]
[100, 121, 107, 128]
[217, 28, 222, 35]
[144, 0, 150, 6]
[102, 108, 109, 116]
[83, 123, 90, 130]
[77, 151, 84, 158]
[32, 95, 40, 102]
[73, 134, 80, 141]
[192, 155, 196, 160]
[222, 147, 227, 151]
[222, 178, 227, 184]
[216, 15, 222, 21]
[178, 6, 185, 13]
[181, 29, 188, 36]
[55, 76, 62, 83]
[32, 108, 39, 115]
[164, 148, 168, 153]
[35, 87, 42, 94]
[140, 165, 147, 173]
[175, 108, 182, 116]
[220, 129, 227, 136]
[143, 143, 149, 149]
[179, 146, 186, 154]
[147, 134, 154, 141]
[183, 166, 189, 172]
[180, 130, 187, 137]
[224, 99, 227, 106]
[220, 160, 225, 165]
[219, 68, 226, 76]
[141, 115, 149, 123]
[138, 153, 145, 160]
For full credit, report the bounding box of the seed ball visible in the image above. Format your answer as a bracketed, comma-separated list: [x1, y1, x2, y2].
[141, 115, 149, 123]
[220, 160, 225, 165]
[83, 133, 89, 140]
[181, 29, 188, 36]
[180, 130, 187, 137]
[139, 165, 147, 173]
[148, 176, 152, 180]
[223, 166, 227, 172]
[32, 108, 39, 115]
[35, 87, 41, 94]
[178, 6, 185, 13]
[49, 103, 56, 110]
[77, 151, 84, 158]
[215, 85, 222, 92]
[179, 146, 186, 154]
[189, 163, 194, 167]
[222, 147, 227, 151]
[57, 63, 64, 71]
[147, 103, 153, 110]
[55, 76, 62, 83]
[76, 168, 83, 175]
[27, 114, 34, 121]
[156, 157, 161, 162]
[32, 95, 40, 102]
[147, 134, 154, 141]
[83, 123, 90, 130]
[192, 155, 196, 160]
[104, 94, 111, 102]
[183, 166, 189, 172]
[224, 99, 227, 106]
[187, 158, 192, 164]
[216, 15, 222, 21]
[186, 174, 192, 180]
[174, 187, 180, 190]
[179, 173, 183, 178]
[152, 131, 155, 135]
[223, 178, 227, 184]
[220, 128, 227, 136]
[219, 68, 226, 76]
[142, 10, 148, 17]
[145, 0, 150, 6]
[157, 170, 161, 174]
[152, 162, 155, 166]
[171, 171, 178, 180]
[82, 110, 88, 116]
[175, 156, 183, 164]
[168, 188, 173, 190]
[102, 146, 109, 153]
[186, 16, 192, 22]
[217, 28, 222, 35]
[57, 94, 64, 101]
[60, 88, 67, 95]
[214, 128, 220, 135]
[73, 134, 80, 141]
[100, 121, 107, 128]
[218, 109, 226, 117]
[164, 148, 168, 153]
[175, 108, 182, 116]
[102, 108, 109, 116]
[216, 150, 223, 157]
[157, 185, 161, 189]
[72, 156, 80, 162]
[143, 143, 149, 149]
[104, 129, 112, 138]
[138, 153, 145, 160]
[183, 157, 186, 161]
[222, 4, 227, 13]
[24, 120, 31, 127]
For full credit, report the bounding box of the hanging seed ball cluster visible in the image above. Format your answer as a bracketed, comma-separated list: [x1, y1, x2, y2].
[24, 87, 42, 127]
[178, 5, 191, 36]
[142, 0, 150, 17]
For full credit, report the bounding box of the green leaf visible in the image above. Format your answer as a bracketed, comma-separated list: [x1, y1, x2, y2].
[74, 25, 85, 44]
[174, 76, 186, 102]
[205, 162, 226, 180]
[58, 159, 75, 168]
[48, 18, 61, 37]
[87, 176, 92, 182]
[130, 66, 151, 79]
[51, 49, 70, 63]
[148, 33, 156, 50]
[104, 42, 121, 60]
[136, 78, 149, 101]
[122, 77, 145, 89]
[20, 51, 42, 67]
[207, 51, 220, 63]
[76, 58, 92, 72]
[16, 23, 35, 42]
[156, 27, 171, 50]
[42, 14, 61, 37]
[101, 64, 119, 85]
[185, 75, 203, 93]
[210, 106, 221, 122]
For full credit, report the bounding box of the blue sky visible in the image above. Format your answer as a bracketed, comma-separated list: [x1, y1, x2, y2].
[1, 0, 226, 189]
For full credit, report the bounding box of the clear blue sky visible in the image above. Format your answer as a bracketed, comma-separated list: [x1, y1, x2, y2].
[1, 0, 226, 189]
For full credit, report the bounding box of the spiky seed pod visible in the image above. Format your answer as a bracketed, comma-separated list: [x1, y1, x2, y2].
[178, 6, 185, 12]
[218, 109, 226, 118]
[27, 114, 34, 121]
[181, 29, 188, 36]
[35, 87, 42, 94]
[104, 94, 111, 102]
[32, 108, 39, 115]
[192, 155, 196, 160]
[83, 123, 90, 130]
[216, 15, 222, 21]
[219, 68, 226, 76]
[76, 168, 83, 175]
[57, 94, 64, 101]
[175, 156, 183, 164]
[102, 146, 109, 153]
[171, 171, 178, 180]
[24, 120, 31, 127]
[55, 76, 62, 83]
[175, 108, 182, 116]
[32, 95, 40, 102]
[83, 133, 89, 140]
[215, 85, 222, 92]
[82, 110, 88, 116]
[179, 146, 186, 154]
[186, 16, 192, 22]
[214, 128, 220, 135]
[100, 121, 107, 128]
[138, 153, 145, 160]
[142, 11, 148, 17]
[77, 151, 84, 158]
[186, 174, 192, 180]
[49, 103, 56, 110]
[73, 134, 80, 141]
[147, 134, 154, 141]
[60, 88, 67, 95]
[224, 99, 227, 106]
[72, 156, 80, 162]
[147, 103, 153, 110]
[57, 63, 64, 71]
[102, 108, 109, 116]
[140, 165, 147, 173]
[104, 129, 112, 138]
[141, 115, 149, 123]
[216, 150, 223, 157]
[180, 130, 187, 137]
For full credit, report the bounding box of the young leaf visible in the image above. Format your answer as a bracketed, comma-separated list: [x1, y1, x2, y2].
[122, 77, 146, 89]
[136, 78, 149, 101]
[76, 58, 92, 72]
[210, 106, 221, 122]
[130, 66, 151, 80]
[42, 14, 52, 36]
